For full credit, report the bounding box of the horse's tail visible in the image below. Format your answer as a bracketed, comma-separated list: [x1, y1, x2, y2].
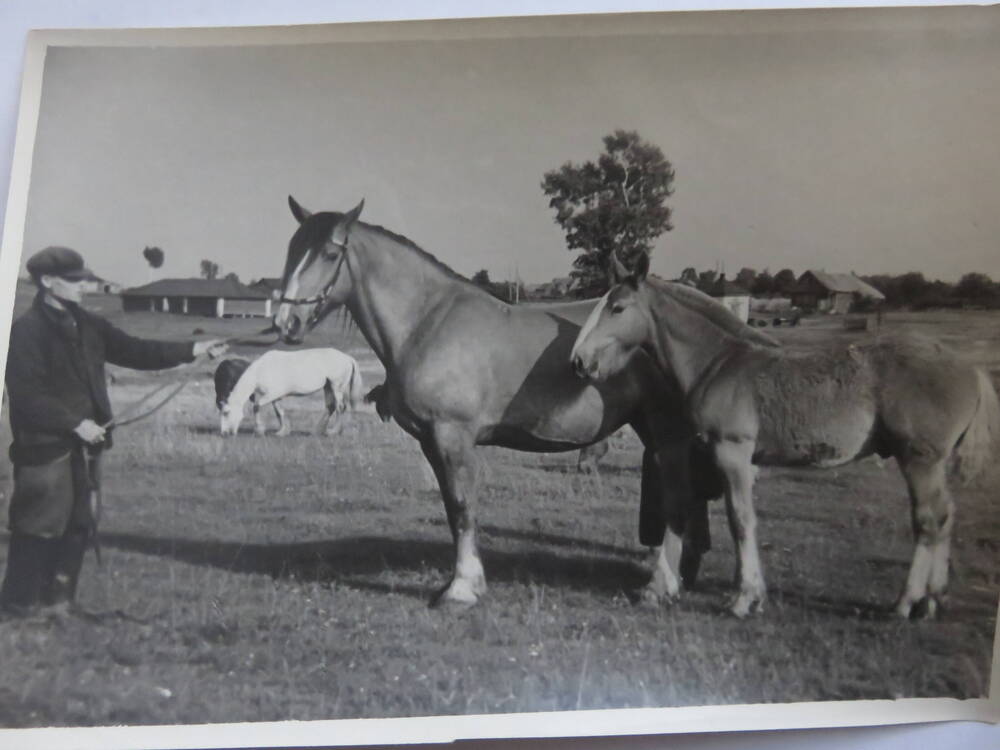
[347, 358, 366, 411]
[952, 368, 1000, 486]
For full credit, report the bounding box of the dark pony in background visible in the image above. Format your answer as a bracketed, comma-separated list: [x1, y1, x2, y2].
[272, 197, 776, 609]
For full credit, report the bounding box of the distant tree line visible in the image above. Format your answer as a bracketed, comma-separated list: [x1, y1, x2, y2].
[857, 271, 1000, 310]
[681, 266, 1000, 311]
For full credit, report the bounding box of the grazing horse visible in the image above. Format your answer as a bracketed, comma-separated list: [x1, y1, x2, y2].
[219, 348, 365, 437]
[215, 357, 251, 409]
[273, 197, 778, 609]
[571, 253, 1000, 619]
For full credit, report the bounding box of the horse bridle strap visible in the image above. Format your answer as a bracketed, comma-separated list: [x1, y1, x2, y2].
[278, 238, 352, 331]
[279, 239, 349, 307]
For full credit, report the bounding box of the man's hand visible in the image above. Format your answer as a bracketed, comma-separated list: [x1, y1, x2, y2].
[193, 339, 228, 360]
[73, 419, 106, 445]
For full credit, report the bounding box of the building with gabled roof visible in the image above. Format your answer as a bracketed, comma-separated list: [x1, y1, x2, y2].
[120, 277, 272, 318]
[791, 270, 885, 314]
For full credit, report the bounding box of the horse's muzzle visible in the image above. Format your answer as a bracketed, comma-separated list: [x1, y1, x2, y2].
[572, 353, 596, 380]
[278, 313, 303, 345]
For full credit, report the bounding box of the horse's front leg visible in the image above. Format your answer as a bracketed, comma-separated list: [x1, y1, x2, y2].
[637, 444, 685, 605]
[252, 397, 266, 437]
[420, 422, 486, 609]
[715, 439, 766, 617]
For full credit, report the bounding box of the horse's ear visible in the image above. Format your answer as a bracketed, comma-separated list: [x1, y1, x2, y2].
[633, 251, 650, 283]
[330, 198, 365, 246]
[610, 251, 630, 285]
[288, 195, 312, 224]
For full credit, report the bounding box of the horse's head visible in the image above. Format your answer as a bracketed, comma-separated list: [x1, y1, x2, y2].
[571, 252, 654, 382]
[218, 399, 241, 436]
[274, 196, 365, 344]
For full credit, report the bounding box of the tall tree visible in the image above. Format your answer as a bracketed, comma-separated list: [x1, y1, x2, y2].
[751, 270, 775, 296]
[200, 260, 220, 280]
[541, 129, 675, 296]
[735, 267, 757, 291]
[773, 268, 797, 295]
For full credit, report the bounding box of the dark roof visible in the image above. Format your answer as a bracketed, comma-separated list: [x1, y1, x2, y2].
[121, 278, 270, 299]
[251, 277, 282, 290]
[799, 271, 885, 300]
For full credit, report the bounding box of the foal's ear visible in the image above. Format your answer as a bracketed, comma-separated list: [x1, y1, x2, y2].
[610, 251, 630, 285]
[632, 251, 650, 283]
[288, 195, 312, 224]
[330, 198, 365, 247]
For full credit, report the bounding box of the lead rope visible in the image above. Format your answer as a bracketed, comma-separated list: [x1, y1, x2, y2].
[88, 326, 280, 564]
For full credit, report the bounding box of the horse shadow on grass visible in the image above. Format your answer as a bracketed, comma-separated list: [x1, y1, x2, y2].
[99, 530, 651, 602]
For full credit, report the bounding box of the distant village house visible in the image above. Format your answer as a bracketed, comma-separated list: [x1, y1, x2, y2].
[120, 278, 272, 318]
[791, 271, 885, 314]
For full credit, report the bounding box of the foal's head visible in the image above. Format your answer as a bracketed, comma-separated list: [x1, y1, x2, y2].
[570, 252, 654, 382]
[274, 196, 365, 344]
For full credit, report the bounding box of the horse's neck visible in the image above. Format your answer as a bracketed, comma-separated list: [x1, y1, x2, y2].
[648, 287, 743, 394]
[346, 230, 461, 369]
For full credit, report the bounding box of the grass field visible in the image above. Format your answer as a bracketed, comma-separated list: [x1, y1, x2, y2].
[0, 287, 997, 728]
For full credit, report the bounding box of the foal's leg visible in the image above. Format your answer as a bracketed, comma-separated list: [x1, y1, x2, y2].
[715, 439, 766, 617]
[419, 423, 486, 608]
[895, 458, 953, 619]
[273, 401, 290, 437]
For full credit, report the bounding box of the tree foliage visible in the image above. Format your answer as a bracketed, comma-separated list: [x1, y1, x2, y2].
[142, 246, 164, 269]
[200, 260, 220, 280]
[541, 129, 675, 296]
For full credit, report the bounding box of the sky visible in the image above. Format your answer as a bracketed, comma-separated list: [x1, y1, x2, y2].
[18, 7, 1000, 289]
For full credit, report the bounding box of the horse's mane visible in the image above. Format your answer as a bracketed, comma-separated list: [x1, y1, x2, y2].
[650, 278, 780, 348]
[286, 211, 493, 296]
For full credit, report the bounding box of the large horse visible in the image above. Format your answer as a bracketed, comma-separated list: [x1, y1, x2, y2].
[219, 348, 365, 437]
[272, 197, 774, 608]
[571, 253, 1000, 619]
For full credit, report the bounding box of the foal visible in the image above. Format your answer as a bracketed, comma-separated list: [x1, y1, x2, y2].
[572, 253, 1000, 619]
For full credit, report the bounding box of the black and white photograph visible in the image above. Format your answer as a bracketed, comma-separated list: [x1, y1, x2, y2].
[0, 4, 998, 749]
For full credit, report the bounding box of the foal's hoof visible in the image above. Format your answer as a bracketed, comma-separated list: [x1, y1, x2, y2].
[633, 584, 678, 609]
[430, 580, 484, 611]
[897, 595, 944, 621]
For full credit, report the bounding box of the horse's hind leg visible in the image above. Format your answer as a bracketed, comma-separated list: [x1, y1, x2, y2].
[715, 439, 766, 617]
[419, 423, 486, 609]
[273, 401, 290, 437]
[895, 458, 954, 619]
[317, 382, 339, 436]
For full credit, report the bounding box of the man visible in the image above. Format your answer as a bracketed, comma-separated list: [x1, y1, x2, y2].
[1, 246, 227, 616]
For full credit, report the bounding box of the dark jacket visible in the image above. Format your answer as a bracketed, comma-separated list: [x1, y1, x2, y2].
[5, 293, 196, 465]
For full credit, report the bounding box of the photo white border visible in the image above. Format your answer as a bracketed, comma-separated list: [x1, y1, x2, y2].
[1, 8, 998, 749]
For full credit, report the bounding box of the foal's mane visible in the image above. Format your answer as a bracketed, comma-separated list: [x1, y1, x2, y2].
[649, 278, 780, 348]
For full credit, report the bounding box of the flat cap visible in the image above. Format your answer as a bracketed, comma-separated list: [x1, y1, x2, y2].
[26, 246, 99, 281]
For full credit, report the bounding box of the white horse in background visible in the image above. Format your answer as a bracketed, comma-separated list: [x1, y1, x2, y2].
[219, 348, 366, 437]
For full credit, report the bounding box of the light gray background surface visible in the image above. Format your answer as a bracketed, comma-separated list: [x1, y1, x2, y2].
[0, 2, 996, 749]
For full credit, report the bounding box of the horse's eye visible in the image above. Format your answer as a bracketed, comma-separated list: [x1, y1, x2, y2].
[610, 303, 625, 314]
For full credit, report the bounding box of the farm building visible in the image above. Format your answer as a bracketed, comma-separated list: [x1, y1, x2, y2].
[708, 274, 751, 322]
[120, 278, 272, 318]
[791, 270, 885, 314]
